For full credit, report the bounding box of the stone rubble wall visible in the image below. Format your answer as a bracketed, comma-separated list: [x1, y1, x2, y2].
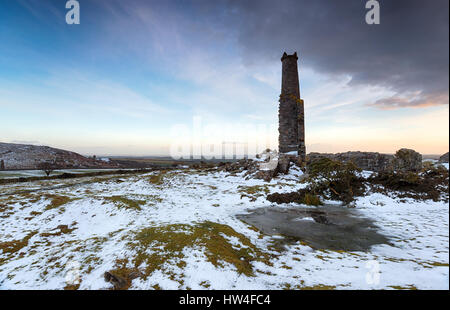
[307, 152, 394, 172]
[307, 149, 423, 172]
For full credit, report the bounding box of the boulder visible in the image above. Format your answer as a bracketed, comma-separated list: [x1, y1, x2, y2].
[392, 148, 422, 172]
[439, 152, 449, 163]
[104, 271, 127, 290]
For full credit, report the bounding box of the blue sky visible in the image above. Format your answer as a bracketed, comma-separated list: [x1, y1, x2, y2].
[0, 0, 448, 156]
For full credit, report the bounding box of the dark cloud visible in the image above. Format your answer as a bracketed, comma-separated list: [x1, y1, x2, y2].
[16, 0, 449, 109]
[209, 0, 449, 109]
[369, 93, 448, 110]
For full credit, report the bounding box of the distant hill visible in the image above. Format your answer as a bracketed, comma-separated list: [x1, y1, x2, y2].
[0, 142, 120, 170]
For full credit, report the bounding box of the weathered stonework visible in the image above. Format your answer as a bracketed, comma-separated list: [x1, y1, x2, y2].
[278, 52, 305, 162]
[307, 149, 423, 173]
[307, 152, 394, 172]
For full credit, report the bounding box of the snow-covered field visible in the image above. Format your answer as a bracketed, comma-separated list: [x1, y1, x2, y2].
[0, 167, 448, 290]
[0, 169, 131, 179]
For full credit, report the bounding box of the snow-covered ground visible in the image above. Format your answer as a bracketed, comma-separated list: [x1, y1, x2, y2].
[0, 169, 132, 179]
[0, 166, 448, 290]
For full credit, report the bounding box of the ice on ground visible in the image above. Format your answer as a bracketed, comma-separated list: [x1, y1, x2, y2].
[293, 217, 315, 222]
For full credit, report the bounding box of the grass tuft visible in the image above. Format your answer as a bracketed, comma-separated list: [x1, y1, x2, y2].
[44, 195, 72, 211]
[104, 196, 146, 211]
[0, 231, 38, 256]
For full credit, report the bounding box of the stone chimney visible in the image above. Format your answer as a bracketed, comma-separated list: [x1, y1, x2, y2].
[278, 52, 306, 161]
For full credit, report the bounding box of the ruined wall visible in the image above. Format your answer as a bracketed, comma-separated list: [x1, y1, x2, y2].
[278, 52, 305, 162]
[307, 152, 394, 172]
[307, 149, 423, 172]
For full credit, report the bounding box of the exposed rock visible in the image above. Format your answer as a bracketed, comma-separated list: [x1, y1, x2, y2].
[104, 271, 128, 290]
[0, 142, 120, 170]
[255, 150, 279, 181]
[392, 148, 422, 172]
[439, 152, 449, 163]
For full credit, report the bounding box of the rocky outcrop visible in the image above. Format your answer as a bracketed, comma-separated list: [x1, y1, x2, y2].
[439, 152, 449, 163]
[0, 142, 120, 170]
[392, 148, 422, 172]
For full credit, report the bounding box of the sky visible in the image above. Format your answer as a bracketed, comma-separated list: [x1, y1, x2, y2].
[0, 0, 448, 156]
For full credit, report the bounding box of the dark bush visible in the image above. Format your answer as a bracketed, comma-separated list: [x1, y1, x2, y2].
[306, 158, 366, 204]
[369, 164, 449, 202]
[267, 189, 322, 206]
[58, 173, 76, 179]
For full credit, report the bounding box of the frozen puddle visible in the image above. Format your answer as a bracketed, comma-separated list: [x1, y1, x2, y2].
[237, 205, 391, 252]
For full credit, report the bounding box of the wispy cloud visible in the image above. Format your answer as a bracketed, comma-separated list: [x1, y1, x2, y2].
[368, 92, 449, 110]
[17, 0, 64, 23]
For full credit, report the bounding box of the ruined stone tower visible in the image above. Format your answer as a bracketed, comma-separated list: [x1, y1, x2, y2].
[278, 52, 306, 162]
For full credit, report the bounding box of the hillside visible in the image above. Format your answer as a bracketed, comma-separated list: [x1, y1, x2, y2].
[0, 142, 119, 170]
